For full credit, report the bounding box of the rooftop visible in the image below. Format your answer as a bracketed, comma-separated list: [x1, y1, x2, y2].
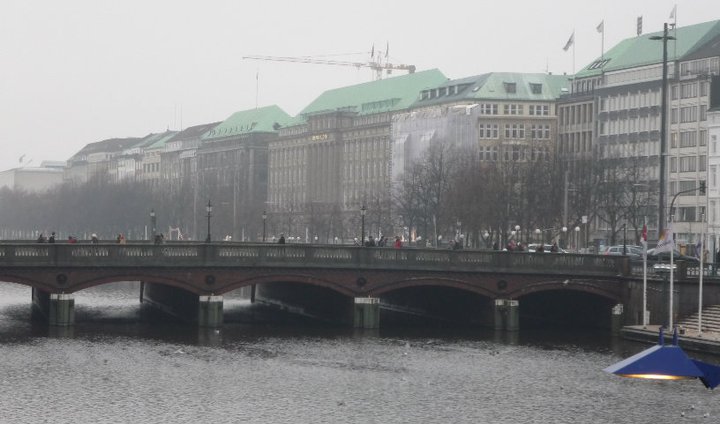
[202, 105, 292, 141]
[576, 19, 720, 78]
[298, 69, 447, 118]
[412, 72, 572, 106]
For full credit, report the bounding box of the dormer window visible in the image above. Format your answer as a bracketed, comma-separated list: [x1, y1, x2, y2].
[504, 82, 517, 94]
[529, 83, 542, 94]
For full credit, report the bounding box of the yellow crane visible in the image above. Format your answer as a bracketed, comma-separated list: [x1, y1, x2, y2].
[243, 48, 415, 80]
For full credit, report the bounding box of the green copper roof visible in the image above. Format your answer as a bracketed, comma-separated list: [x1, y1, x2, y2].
[298, 69, 447, 117]
[413, 72, 571, 107]
[576, 20, 720, 78]
[143, 131, 178, 151]
[202, 105, 292, 141]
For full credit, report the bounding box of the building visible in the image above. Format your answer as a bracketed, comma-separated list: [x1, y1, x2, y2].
[393, 72, 571, 180]
[564, 19, 720, 246]
[65, 137, 142, 184]
[268, 69, 447, 242]
[198, 105, 292, 241]
[0, 161, 66, 192]
[706, 76, 720, 254]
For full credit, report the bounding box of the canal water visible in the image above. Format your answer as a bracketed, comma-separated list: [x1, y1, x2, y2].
[0, 281, 717, 423]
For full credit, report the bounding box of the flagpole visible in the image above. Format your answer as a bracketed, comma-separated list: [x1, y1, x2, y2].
[699, 213, 705, 335]
[643, 218, 647, 328]
[670, 217, 675, 330]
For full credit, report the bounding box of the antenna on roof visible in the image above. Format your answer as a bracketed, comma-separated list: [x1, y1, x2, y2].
[255, 69, 259, 110]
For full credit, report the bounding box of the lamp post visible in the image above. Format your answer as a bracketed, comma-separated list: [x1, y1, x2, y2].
[360, 204, 366, 247]
[484, 230, 490, 249]
[622, 223, 627, 255]
[205, 200, 212, 243]
[650, 23, 675, 240]
[262, 210, 267, 242]
[150, 209, 157, 240]
[534, 228, 541, 246]
[574, 226, 580, 252]
[515, 224, 521, 245]
[561, 226, 568, 249]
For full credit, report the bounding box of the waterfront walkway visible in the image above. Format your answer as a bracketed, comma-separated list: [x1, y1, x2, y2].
[622, 325, 720, 355]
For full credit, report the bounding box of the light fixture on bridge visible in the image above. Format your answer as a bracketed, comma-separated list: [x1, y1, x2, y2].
[360, 204, 367, 247]
[574, 226, 581, 252]
[262, 210, 267, 242]
[605, 328, 720, 389]
[534, 228, 541, 245]
[561, 226, 568, 249]
[205, 200, 213, 243]
[150, 209, 157, 240]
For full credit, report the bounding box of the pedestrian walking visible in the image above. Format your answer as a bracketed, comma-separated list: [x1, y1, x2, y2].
[278, 234, 286, 244]
[48, 232, 56, 243]
[91, 233, 99, 244]
[393, 236, 402, 249]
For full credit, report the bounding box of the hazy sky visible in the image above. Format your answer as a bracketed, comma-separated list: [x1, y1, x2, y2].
[0, 0, 717, 172]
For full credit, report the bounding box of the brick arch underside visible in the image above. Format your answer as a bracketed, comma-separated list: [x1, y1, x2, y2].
[0, 272, 202, 295]
[366, 276, 497, 299]
[0, 274, 57, 292]
[507, 279, 623, 303]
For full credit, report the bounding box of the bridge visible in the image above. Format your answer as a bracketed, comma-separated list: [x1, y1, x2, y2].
[0, 242, 713, 330]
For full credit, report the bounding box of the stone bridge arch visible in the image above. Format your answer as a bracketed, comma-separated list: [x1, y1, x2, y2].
[505, 278, 624, 303]
[367, 276, 497, 299]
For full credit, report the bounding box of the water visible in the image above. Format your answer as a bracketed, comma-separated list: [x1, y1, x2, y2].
[0, 282, 717, 423]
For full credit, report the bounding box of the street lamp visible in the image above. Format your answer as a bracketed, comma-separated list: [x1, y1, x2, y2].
[150, 209, 157, 240]
[515, 224, 521, 245]
[562, 226, 568, 249]
[574, 226, 580, 252]
[622, 223, 627, 255]
[360, 204, 366, 247]
[262, 210, 267, 242]
[650, 23, 675, 239]
[484, 230, 490, 248]
[534, 228, 541, 245]
[205, 200, 212, 243]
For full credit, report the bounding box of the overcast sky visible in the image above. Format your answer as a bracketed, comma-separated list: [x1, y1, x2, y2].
[0, 0, 717, 172]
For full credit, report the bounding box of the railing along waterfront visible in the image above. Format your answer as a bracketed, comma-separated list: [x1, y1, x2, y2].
[0, 242, 626, 276]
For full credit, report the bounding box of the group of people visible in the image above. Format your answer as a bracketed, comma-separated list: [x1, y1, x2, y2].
[35, 233, 103, 244]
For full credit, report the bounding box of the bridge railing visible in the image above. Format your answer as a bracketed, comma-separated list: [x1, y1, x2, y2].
[0, 243, 627, 276]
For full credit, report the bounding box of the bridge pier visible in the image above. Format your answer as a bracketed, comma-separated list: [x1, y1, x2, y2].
[611, 304, 624, 335]
[494, 299, 519, 332]
[32, 289, 75, 326]
[142, 282, 223, 327]
[354, 297, 380, 329]
[198, 295, 223, 327]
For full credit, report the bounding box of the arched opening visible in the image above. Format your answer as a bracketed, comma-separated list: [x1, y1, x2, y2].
[378, 286, 493, 327]
[518, 290, 616, 329]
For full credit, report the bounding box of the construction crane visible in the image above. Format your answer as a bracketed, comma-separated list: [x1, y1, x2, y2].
[243, 49, 416, 81]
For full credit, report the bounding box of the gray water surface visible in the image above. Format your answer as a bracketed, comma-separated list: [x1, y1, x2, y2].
[0, 282, 716, 423]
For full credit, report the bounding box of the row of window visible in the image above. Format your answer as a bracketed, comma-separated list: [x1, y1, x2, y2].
[478, 124, 552, 140]
[670, 130, 709, 149]
[669, 155, 707, 173]
[598, 115, 660, 136]
[478, 103, 550, 116]
[599, 89, 661, 112]
[477, 145, 550, 162]
[670, 105, 708, 123]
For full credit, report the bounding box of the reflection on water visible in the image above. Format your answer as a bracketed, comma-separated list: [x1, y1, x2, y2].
[0, 282, 717, 423]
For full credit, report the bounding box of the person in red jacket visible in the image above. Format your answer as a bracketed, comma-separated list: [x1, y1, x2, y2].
[393, 236, 402, 249]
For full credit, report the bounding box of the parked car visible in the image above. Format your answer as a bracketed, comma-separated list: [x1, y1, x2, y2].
[646, 248, 699, 263]
[601, 245, 644, 259]
[527, 243, 566, 253]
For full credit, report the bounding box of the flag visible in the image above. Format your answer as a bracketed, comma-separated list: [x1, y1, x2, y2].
[596, 20, 604, 33]
[641, 223, 647, 242]
[637, 16, 643, 36]
[670, 5, 677, 20]
[371, 44, 375, 58]
[385, 41, 389, 58]
[18, 154, 25, 163]
[655, 222, 675, 254]
[563, 32, 575, 51]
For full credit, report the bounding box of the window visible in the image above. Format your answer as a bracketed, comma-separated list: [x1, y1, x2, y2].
[529, 105, 549, 116]
[504, 124, 525, 139]
[503, 104, 522, 115]
[679, 131, 697, 148]
[700, 155, 707, 172]
[680, 106, 697, 123]
[480, 104, 498, 115]
[529, 83, 542, 94]
[478, 123, 499, 139]
[701, 105, 708, 121]
[681, 83, 698, 99]
[504, 82, 516, 93]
